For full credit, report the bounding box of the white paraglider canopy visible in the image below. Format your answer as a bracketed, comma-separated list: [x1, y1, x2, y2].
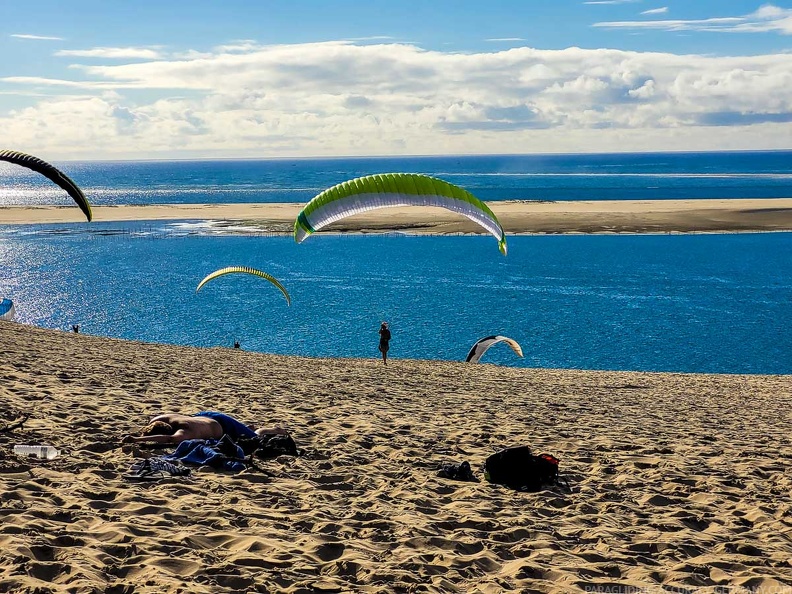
[465, 335, 523, 363]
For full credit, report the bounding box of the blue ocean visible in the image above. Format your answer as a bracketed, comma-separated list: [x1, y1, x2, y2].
[2, 151, 792, 206]
[1, 152, 790, 374]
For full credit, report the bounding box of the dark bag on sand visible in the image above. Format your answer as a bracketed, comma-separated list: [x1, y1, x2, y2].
[238, 434, 299, 459]
[484, 446, 560, 492]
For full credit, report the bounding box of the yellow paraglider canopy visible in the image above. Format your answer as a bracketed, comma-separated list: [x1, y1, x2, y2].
[196, 266, 291, 306]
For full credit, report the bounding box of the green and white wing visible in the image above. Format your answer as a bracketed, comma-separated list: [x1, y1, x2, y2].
[294, 173, 507, 255]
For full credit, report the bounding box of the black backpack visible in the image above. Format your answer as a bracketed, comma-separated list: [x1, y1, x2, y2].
[237, 434, 299, 459]
[484, 446, 560, 492]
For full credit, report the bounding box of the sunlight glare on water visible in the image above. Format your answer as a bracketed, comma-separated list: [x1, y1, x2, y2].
[0, 224, 789, 374]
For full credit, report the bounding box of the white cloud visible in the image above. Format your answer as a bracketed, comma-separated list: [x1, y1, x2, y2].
[595, 4, 792, 34]
[1, 40, 790, 158]
[0, 90, 53, 97]
[10, 34, 63, 41]
[584, 0, 641, 5]
[348, 36, 397, 41]
[1, 76, 144, 90]
[212, 40, 263, 53]
[641, 7, 668, 16]
[55, 47, 162, 59]
[627, 79, 655, 98]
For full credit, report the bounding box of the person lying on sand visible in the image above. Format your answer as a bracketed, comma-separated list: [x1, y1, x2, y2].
[121, 411, 287, 445]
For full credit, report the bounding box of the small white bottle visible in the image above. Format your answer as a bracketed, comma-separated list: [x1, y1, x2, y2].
[13, 445, 59, 460]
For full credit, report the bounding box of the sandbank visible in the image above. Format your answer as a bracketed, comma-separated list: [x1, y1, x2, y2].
[0, 321, 790, 593]
[1, 198, 791, 234]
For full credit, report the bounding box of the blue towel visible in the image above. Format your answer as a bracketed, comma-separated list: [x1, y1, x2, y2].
[163, 438, 247, 472]
[193, 411, 257, 440]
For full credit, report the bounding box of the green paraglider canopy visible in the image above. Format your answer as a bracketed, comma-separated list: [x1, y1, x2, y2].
[294, 172, 507, 255]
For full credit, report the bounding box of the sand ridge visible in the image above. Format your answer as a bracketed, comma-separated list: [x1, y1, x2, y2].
[1, 198, 792, 235]
[0, 322, 790, 593]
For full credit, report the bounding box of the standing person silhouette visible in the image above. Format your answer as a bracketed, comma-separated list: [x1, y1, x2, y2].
[378, 322, 391, 365]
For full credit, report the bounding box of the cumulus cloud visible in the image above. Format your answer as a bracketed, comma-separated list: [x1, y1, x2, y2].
[55, 47, 162, 59]
[347, 36, 397, 41]
[594, 4, 792, 34]
[11, 34, 63, 41]
[1, 40, 790, 158]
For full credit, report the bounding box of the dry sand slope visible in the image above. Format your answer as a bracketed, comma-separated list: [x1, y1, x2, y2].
[0, 322, 790, 594]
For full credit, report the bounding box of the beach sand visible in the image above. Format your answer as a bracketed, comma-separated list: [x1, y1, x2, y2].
[1, 198, 792, 235]
[0, 321, 790, 593]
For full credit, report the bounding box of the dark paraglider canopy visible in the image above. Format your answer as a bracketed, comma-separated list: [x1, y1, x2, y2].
[0, 149, 92, 221]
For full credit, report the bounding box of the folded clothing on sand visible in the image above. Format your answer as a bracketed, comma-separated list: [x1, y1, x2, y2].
[164, 437, 247, 471]
[124, 457, 192, 481]
[193, 411, 257, 440]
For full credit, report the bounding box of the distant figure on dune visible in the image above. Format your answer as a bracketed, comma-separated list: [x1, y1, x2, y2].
[121, 411, 287, 445]
[378, 321, 391, 365]
[71, 324, 79, 333]
[233, 340, 240, 349]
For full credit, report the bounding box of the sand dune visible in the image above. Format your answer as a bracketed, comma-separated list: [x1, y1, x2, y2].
[0, 321, 790, 593]
[1, 198, 792, 235]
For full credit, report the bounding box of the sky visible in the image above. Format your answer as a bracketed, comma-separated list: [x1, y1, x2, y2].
[1, 0, 791, 160]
